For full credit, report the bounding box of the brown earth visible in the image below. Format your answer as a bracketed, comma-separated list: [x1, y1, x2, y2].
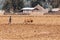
[0, 15, 60, 40]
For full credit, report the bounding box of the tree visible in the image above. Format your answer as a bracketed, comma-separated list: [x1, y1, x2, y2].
[31, 0, 42, 7]
[50, 0, 60, 8]
[2, 0, 60, 12]
[2, 0, 11, 12]
[3, 0, 24, 12]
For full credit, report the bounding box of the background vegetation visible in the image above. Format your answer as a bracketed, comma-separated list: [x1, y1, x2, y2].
[2, 0, 60, 12]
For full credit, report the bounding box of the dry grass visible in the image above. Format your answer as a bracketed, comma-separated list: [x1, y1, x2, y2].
[0, 15, 60, 40]
[0, 16, 9, 24]
[11, 15, 60, 25]
[0, 24, 60, 40]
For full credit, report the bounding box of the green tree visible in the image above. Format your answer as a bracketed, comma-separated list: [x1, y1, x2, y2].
[3, 0, 24, 12]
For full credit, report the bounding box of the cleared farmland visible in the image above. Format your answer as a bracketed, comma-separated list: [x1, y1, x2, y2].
[0, 15, 60, 40]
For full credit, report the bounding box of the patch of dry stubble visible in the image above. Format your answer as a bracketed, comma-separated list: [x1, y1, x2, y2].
[0, 24, 60, 40]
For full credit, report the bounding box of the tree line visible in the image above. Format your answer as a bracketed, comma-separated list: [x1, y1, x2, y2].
[2, 0, 60, 12]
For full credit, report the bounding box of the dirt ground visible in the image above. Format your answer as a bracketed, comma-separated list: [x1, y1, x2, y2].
[0, 24, 60, 40]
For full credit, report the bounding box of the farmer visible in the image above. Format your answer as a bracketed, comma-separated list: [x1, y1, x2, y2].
[9, 16, 11, 24]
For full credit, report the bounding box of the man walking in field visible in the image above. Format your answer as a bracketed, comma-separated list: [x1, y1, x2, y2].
[9, 16, 11, 24]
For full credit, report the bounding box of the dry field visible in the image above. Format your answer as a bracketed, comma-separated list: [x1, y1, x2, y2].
[0, 15, 60, 40]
